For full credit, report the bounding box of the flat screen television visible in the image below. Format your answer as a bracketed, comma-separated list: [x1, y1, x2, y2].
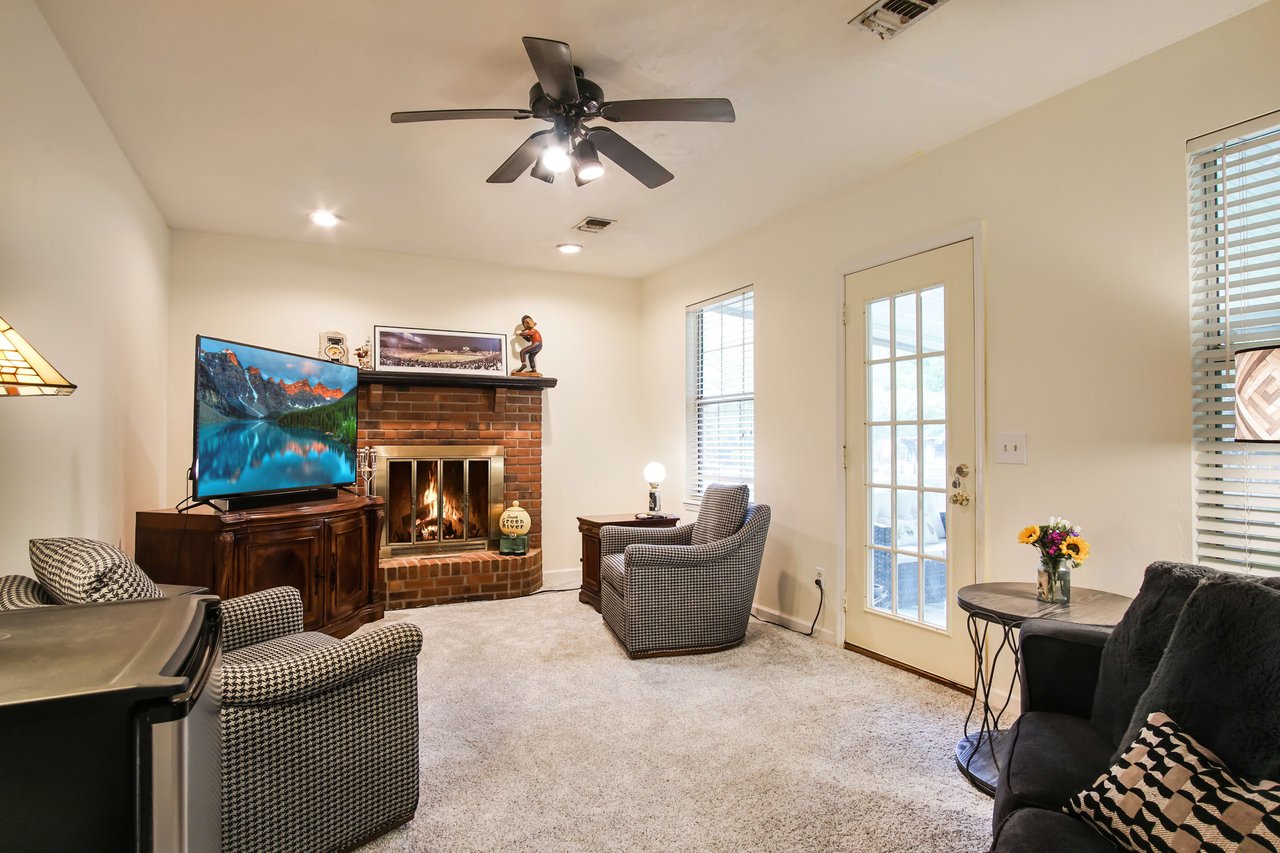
[192, 335, 358, 506]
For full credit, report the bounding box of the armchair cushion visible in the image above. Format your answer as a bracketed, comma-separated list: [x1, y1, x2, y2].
[992, 809, 1117, 853]
[0, 574, 56, 610]
[224, 630, 338, 666]
[992, 712, 1114, 831]
[220, 586, 305, 652]
[28, 537, 162, 605]
[600, 552, 627, 595]
[691, 483, 749, 545]
[1118, 576, 1280, 781]
[1090, 561, 1217, 746]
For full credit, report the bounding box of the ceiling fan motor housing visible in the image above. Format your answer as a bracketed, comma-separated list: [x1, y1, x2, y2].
[528, 77, 604, 121]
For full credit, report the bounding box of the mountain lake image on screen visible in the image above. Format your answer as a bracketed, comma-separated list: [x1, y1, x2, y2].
[193, 336, 358, 500]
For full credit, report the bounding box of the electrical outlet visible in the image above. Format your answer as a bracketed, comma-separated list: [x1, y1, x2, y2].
[816, 567, 825, 586]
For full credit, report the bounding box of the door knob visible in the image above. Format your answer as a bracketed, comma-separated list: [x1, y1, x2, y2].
[950, 490, 970, 507]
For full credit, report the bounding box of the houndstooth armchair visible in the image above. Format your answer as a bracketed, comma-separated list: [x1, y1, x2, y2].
[220, 586, 422, 853]
[600, 484, 771, 658]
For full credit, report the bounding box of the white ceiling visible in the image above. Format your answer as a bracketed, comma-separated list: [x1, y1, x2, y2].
[35, 0, 1266, 278]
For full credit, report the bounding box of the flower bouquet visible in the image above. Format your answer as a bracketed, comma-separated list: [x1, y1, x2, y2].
[1017, 517, 1090, 603]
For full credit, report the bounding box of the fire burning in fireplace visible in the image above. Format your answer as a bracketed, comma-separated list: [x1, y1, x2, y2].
[376, 446, 504, 556]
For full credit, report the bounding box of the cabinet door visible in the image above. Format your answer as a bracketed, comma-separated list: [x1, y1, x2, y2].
[325, 513, 368, 624]
[241, 523, 325, 631]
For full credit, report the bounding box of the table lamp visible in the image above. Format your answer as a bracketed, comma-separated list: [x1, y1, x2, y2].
[644, 462, 666, 515]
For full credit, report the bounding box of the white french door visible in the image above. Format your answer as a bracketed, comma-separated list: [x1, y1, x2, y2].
[844, 240, 977, 687]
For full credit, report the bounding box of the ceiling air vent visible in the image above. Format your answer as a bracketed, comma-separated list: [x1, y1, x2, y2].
[573, 217, 616, 234]
[851, 0, 950, 39]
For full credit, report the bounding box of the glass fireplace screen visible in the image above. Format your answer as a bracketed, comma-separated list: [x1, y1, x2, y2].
[376, 446, 504, 554]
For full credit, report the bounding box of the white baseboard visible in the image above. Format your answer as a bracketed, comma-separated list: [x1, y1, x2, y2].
[542, 566, 581, 589]
[751, 602, 836, 645]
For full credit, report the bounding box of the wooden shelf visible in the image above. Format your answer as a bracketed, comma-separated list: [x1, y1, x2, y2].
[358, 370, 557, 390]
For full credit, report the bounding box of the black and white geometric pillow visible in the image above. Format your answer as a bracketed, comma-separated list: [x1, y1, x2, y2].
[29, 537, 163, 605]
[1069, 711, 1280, 852]
[691, 483, 750, 545]
[0, 574, 57, 610]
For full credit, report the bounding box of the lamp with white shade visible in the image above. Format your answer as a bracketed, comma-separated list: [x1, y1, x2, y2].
[644, 462, 667, 515]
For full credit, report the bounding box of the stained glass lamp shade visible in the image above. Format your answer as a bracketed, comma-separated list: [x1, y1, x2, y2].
[1234, 345, 1280, 442]
[0, 314, 76, 396]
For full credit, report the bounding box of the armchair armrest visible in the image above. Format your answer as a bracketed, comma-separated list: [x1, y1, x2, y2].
[1019, 619, 1112, 717]
[220, 586, 304, 652]
[601, 522, 694, 555]
[223, 622, 423, 706]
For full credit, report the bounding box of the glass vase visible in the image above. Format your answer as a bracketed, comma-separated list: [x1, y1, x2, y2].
[1036, 556, 1072, 604]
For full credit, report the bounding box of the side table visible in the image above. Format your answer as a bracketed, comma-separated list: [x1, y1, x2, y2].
[577, 514, 680, 612]
[955, 582, 1131, 796]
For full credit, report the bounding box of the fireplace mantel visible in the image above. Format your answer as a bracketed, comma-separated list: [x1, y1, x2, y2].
[358, 370, 557, 390]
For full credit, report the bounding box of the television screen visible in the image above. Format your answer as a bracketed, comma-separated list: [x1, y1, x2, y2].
[193, 336, 358, 500]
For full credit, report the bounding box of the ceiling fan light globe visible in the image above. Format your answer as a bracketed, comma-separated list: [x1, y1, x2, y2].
[541, 146, 571, 174]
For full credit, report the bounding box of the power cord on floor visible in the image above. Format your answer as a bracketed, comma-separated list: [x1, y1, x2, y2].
[528, 585, 582, 596]
[751, 578, 824, 637]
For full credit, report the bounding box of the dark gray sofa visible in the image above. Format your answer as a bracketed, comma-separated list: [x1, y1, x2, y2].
[989, 561, 1280, 851]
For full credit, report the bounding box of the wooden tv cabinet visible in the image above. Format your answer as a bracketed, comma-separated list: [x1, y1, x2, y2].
[135, 494, 384, 637]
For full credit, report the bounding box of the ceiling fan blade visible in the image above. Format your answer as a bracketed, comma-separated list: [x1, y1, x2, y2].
[599, 98, 736, 123]
[585, 127, 673, 189]
[487, 130, 552, 183]
[390, 109, 533, 124]
[522, 37, 579, 103]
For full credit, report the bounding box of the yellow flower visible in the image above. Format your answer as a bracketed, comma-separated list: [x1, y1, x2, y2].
[1017, 525, 1040, 545]
[1061, 536, 1090, 563]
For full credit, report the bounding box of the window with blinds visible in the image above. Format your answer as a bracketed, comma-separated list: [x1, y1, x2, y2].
[1189, 110, 1280, 573]
[686, 287, 754, 502]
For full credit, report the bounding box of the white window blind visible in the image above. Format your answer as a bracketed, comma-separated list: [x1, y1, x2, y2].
[1189, 110, 1280, 573]
[686, 287, 754, 502]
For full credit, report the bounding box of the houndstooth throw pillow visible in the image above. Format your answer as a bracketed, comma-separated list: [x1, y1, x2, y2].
[29, 537, 163, 605]
[1069, 711, 1280, 852]
[692, 484, 749, 545]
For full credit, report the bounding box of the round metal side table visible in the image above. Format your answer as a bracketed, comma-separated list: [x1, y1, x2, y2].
[955, 582, 1131, 796]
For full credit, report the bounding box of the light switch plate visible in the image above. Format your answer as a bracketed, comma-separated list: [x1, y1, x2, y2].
[996, 432, 1027, 464]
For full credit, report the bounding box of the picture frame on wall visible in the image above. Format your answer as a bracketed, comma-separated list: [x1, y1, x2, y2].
[373, 325, 508, 377]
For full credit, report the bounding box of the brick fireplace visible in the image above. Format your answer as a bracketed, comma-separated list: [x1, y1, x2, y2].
[357, 377, 549, 609]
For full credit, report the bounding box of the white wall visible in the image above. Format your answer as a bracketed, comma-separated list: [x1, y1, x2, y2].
[0, 0, 169, 575]
[640, 2, 1280, 638]
[167, 230, 645, 573]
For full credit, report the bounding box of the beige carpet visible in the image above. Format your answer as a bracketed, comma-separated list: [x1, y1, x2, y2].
[357, 586, 993, 852]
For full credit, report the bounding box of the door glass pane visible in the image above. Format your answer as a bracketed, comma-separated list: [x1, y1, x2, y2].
[869, 549, 892, 613]
[895, 360, 918, 420]
[921, 286, 945, 353]
[923, 425, 947, 489]
[923, 559, 947, 628]
[895, 488, 918, 550]
[923, 490, 948, 558]
[869, 363, 891, 422]
[896, 556, 919, 619]
[896, 425, 918, 487]
[894, 293, 916, 355]
[868, 299, 891, 359]
[869, 426, 892, 485]
[922, 356, 945, 420]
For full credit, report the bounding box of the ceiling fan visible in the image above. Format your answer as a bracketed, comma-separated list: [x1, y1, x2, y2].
[390, 36, 735, 189]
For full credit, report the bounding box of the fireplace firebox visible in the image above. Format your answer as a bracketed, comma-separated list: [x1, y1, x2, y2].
[373, 446, 504, 557]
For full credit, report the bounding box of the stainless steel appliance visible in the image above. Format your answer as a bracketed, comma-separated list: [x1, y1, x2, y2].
[0, 594, 221, 851]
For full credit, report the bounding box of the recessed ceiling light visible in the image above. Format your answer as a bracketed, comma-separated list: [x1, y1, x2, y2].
[309, 210, 341, 227]
[557, 243, 583, 255]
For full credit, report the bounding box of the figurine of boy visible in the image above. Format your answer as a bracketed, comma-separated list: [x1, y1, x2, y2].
[512, 315, 543, 376]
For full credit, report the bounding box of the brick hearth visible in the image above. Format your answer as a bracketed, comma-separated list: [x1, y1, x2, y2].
[357, 380, 545, 607]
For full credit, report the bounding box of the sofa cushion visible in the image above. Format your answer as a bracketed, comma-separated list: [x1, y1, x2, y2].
[993, 808, 1117, 853]
[1090, 561, 1220, 746]
[0, 574, 56, 610]
[600, 552, 626, 596]
[1070, 711, 1280, 853]
[993, 711, 1115, 831]
[1118, 576, 1280, 782]
[691, 484, 749, 545]
[29, 537, 162, 605]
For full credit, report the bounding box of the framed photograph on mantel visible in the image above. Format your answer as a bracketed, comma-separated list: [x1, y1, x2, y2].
[373, 325, 507, 377]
